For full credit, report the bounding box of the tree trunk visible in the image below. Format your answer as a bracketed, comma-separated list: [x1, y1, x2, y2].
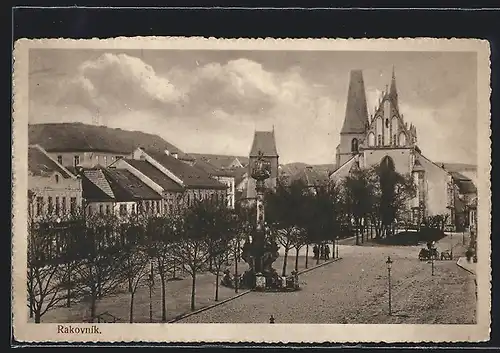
[129, 292, 135, 323]
[215, 269, 220, 301]
[34, 309, 41, 324]
[66, 262, 72, 307]
[190, 273, 196, 311]
[90, 295, 97, 323]
[355, 219, 360, 245]
[316, 244, 320, 265]
[282, 248, 289, 276]
[160, 272, 167, 322]
[305, 245, 309, 268]
[209, 257, 213, 272]
[295, 247, 300, 271]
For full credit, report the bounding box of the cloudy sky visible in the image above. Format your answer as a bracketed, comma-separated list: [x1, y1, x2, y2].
[28, 49, 477, 165]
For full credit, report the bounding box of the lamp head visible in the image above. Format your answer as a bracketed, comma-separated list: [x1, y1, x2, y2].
[386, 256, 393, 269]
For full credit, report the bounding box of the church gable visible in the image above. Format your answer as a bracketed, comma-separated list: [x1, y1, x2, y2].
[363, 69, 416, 149]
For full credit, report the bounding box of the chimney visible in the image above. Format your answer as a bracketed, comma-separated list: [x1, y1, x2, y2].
[172, 152, 178, 159]
[164, 149, 170, 156]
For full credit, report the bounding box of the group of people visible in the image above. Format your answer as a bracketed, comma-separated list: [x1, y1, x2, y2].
[312, 244, 331, 260]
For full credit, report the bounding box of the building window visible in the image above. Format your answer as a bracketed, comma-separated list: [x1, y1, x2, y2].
[36, 197, 43, 216]
[367, 132, 375, 147]
[351, 138, 359, 153]
[88, 205, 93, 215]
[393, 134, 397, 146]
[55, 196, 60, 216]
[103, 156, 107, 166]
[106, 204, 110, 214]
[70, 197, 76, 214]
[55, 174, 59, 183]
[119, 204, 127, 216]
[57, 155, 63, 165]
[385, 118, 389, 128]
[62, 197, 67, 214]
[145, 201, 150, 214]
[377, 134, 382, 146]
[74, 155, 80, 166]
[99, 204, 104, 214]
[48, 196, 53, 215]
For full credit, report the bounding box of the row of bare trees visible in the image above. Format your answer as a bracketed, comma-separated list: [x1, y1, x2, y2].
[27, 199, 239, 324]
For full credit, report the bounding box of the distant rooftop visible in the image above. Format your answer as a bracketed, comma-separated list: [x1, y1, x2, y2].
[146, 151, 227, 190]
[29, 122, 194, 161]
[124, 159, 184, 192]
[28, 145, 73, 179]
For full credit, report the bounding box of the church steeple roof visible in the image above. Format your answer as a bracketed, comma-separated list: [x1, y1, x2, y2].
[249, 130, 278, 157]
[341, 70, 369, 134]
[389, 66, 399, 108]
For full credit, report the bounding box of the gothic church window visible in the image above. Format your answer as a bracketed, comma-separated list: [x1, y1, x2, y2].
[368, 132, 375, 147]
[377, 134, 382, 146]
[351, 138, 359, 153]
[398, 132, 407, 146]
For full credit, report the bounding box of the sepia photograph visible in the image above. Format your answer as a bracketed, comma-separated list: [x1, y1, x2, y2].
[12, 37, 491, 343]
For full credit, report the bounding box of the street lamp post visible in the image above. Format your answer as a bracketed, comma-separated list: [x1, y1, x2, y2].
[148, 260, 154, 323]
[336, 238, 339, 259]
[450, 232, 453, 259]
[386, 256, 393, 316]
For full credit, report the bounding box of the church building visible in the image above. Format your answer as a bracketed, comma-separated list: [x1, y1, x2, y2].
[330, 69, 477, 230]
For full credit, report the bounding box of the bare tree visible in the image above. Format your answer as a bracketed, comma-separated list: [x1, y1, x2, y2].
[72, 213, 127, 322]
[145, 214, 178, 322]
[206, 205, 237, 301]
[265, 178, 308, 276]
[27, 211, 69, 323]
[171, 201, 211, 311]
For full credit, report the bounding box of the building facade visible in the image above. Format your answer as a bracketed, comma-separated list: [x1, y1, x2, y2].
[28, 145, 83, 221]
[111, 148, 228, 213]
[330, 68, 477, 229]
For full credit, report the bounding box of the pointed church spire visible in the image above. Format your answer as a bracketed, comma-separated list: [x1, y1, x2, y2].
[389, 66, 399, 108]
[341, 70, 369, 134]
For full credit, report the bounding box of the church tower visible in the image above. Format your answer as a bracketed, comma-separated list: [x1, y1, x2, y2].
[246, 128, 279, 199]
[336, 70, 369, 168]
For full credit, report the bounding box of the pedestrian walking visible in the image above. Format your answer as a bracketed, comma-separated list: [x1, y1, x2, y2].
[313, 245, 319, 259]
[325, 245, 330, 260]
[269, 315, 275, 324]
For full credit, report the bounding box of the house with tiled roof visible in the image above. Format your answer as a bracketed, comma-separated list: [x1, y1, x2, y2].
[110, 148, 228, 213]
[28, 144, 82, 221]
[79, 167, 164, 218]
[28, 122, 194, 169]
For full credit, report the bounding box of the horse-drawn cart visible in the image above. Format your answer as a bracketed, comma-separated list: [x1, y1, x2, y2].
[418, 248, 440, 261]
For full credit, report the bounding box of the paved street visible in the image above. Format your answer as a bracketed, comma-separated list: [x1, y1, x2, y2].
[178, 233, 476, 324]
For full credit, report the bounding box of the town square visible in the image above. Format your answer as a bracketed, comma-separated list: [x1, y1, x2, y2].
[19, 41, 482, 328]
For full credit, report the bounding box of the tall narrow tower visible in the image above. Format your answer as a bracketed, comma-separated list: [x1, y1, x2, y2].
[246, 129, 279, 199]
[335, 70, 369, 168]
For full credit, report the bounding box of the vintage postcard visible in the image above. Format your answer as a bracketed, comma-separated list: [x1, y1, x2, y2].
[12, 37, 491, 343]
